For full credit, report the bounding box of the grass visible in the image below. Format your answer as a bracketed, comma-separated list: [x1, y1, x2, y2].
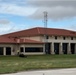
[0, 54, 76, 74]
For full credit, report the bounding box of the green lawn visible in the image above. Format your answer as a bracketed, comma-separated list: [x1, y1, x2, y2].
[0, 54, 76, 74]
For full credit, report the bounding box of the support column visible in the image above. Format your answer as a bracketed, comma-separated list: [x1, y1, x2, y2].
[4, 47, 6, 55]
[16, 44, 20, 55]
[75, 44, 76, 54]
[67, 43, 71, 54]
[23, 46, 25, 54]
[11, 47, 14, 55]
[43, 44, 46, 54]
[51, 42, 55, 54]
[59, 43, 63, 54]
[11, 47, 13, 55]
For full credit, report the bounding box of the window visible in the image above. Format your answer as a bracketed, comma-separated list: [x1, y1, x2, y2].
[71, 37, 73, 40]
[6, 47, 11, 55]
[55, 36, 57, 40]
[46, 36, 49, 39]
[25, 47, 43, 52]
[0, 47, 3, 55]
[20, 47, 24, 52]
[63, 37, 65, 40]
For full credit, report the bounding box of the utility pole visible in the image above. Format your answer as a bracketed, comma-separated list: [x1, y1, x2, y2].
[43, 11, 48, 54]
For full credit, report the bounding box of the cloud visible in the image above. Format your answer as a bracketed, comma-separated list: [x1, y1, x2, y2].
[27, 0, 76, 7]
[66, 25, 76, 31]
[1, 0, 76, 20]
[0, 0, 27, 5]
[0, 21, 14, 33]
[29, 7, 76, 20]
[0, 20, 30, 35]
[27, 0, 76, 20]
[0, 19, 10, 24]
[0, 3, 37, 16]
[0, 22, 19, 35]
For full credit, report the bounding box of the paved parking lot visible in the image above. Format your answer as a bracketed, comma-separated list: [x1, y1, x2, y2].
[3, 68, 76, 75]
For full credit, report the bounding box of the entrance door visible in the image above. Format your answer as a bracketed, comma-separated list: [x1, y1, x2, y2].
[45, 43, 51, 54]
[62, 43, 68, 54]
[6, 47, 11, 55]
[54, 43, 59, 54]
[0, 47, 3, 55]
[20, 47, 24, 52]
[71, 43, 75, 54]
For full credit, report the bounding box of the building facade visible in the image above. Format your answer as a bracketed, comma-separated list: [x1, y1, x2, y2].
[0, 27, 76, 55]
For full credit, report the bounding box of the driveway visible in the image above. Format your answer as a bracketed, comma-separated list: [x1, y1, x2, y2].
[3, 68, 76, 75]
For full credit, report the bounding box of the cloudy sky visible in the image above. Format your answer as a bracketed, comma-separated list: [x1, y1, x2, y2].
[0, 0, 76, 35]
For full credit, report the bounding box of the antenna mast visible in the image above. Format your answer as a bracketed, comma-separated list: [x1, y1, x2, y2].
[44, 11, 48, 39]
[44, 11, 48, 28]
[44, 11, 48, 54]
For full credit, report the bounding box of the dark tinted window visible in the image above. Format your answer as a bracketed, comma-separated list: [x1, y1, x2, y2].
[71, 37, 73, 40]
[25, 47, 43, 52]
[63, 37, 65, 40]
[55, 36, 57, 39]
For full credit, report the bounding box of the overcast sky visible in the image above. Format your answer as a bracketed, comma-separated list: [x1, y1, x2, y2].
[0, 0, 76, 35]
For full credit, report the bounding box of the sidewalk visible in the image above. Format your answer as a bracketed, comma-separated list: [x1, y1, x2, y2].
[3, 68, 76, 75]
